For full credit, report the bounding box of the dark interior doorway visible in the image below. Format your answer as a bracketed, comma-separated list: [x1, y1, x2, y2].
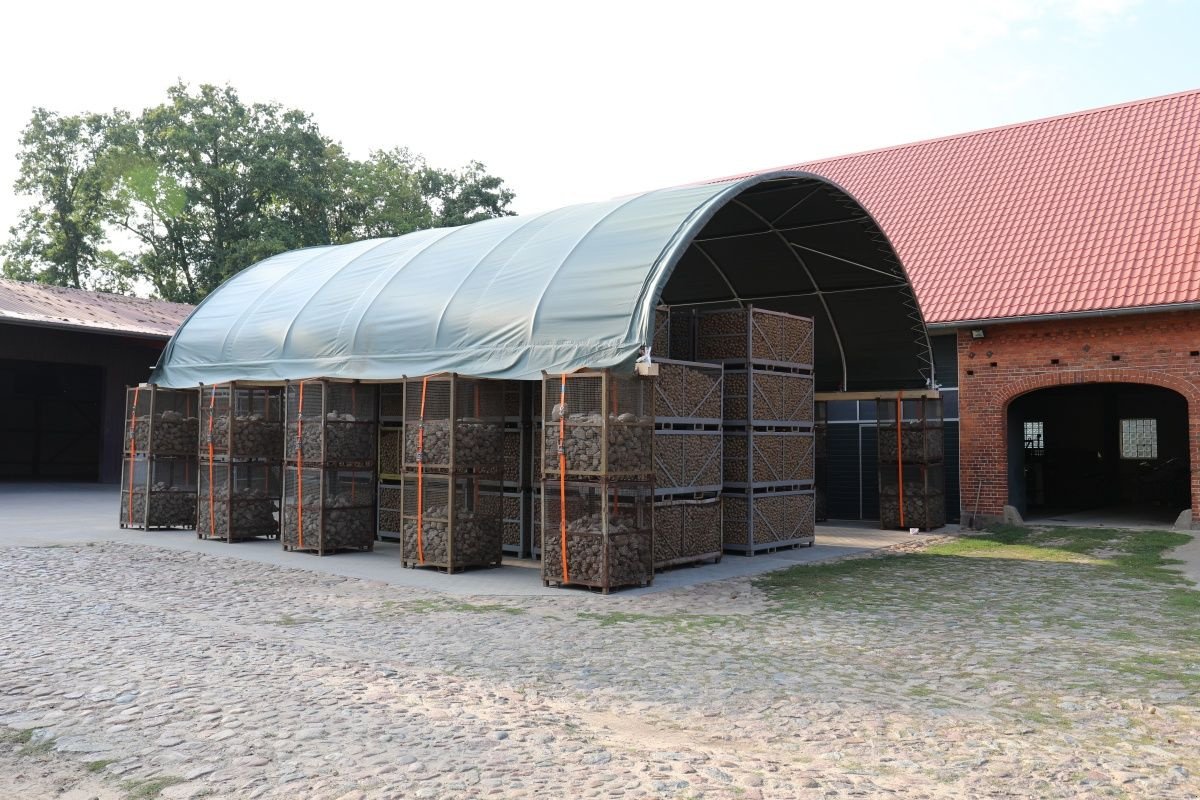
[1007, 382, 1190, 522]
[0, 360, 103, 481]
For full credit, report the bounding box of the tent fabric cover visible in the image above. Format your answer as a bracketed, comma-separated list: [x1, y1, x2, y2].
[152, 171, 931, 390]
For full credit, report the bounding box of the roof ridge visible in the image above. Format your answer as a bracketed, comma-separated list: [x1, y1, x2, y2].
[0, 276, 193, 310]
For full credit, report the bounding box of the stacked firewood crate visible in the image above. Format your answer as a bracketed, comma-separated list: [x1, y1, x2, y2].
[282, 380, 378, 555]
[541, 369, 655, 592]
[120, 385, 199, 530]
[197, 384, 283, 542]
[697, 307, 817, 555]
[652, 358, 723, 569]
[376, 384, 404, 542]
[877, 396, 946, 531]
[398, 375, 505, 572]
[499, 381, 534, 557]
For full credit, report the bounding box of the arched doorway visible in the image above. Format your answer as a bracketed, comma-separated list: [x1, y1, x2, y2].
[1007, 382, 1190, 525]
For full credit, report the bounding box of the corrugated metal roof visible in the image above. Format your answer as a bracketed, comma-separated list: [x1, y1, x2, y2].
[0, 278, 193, 338]
[735, 88, 1200, 325]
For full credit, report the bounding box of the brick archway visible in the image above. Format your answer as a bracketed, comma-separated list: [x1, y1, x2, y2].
[960, 360, 1200, 527]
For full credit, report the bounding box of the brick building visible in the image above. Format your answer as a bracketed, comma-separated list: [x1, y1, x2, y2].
[782, 88, 1200, 528]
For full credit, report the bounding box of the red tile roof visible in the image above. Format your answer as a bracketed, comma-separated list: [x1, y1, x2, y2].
[0, 278, 193, 338]
[746, 89, 1200, 325]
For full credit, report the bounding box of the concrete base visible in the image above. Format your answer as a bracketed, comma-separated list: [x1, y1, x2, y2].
[2, 483, 930, 597]
[1173, 509, 1194, 530]
[1002, 505, 1024, 526]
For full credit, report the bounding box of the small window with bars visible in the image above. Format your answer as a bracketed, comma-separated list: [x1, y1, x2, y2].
[1120, 418, 1158, 459]
[1023, 421, 1044, 455]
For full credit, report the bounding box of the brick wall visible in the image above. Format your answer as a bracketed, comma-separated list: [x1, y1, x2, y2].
[957, 309, 1200, 525]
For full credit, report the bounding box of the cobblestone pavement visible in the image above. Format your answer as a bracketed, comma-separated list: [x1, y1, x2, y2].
[1, 531, 1198, 799]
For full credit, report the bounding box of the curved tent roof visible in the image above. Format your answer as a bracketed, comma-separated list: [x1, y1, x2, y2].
[152, 171, 932, 391]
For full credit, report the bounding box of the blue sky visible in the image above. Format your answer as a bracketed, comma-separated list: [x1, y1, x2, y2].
[0, 0, 1197, 251]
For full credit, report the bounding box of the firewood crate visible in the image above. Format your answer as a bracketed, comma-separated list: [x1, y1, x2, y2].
[379, 383, 404, 422]
[653, 359, 723, 423]
[876, 396, 944, 464]
[483, 486, 532, 557]
[540, 480, 654, 593]
[281, 466, 375, 554]
[399, 473, 503, 571]
[377, 481, 402, 541]
[197, 460, 280, 542]
[722, 427, 814, 490]
[285, 381, 378, 467]
[652, 306, 698, 361]
[722, 490, 816, 555]
[542, 370, 655, 480]
[502, 426, 529, 488]
[654, 429, 723, 495]
[119, 455, 197, 530]
[402, 375, 506, 475]
[378, 426, 403, 480]
[124, 385, 200, 458]
[696, 307, 814, 368]
[879, 463, 946, 531]
[653, 496, 722, 569]
[723, 368, 814, 428]
[198, 383, 283, 461]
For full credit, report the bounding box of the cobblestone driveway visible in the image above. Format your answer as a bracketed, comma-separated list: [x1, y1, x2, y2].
[1, 529, 1198, 799]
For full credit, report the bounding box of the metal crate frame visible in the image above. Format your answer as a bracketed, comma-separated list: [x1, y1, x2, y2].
[281, 465, 376, 555]
[398, 472, 504, 572]
[653, 496, 722, 570]
[540, 479, 654, 593]
[197, 459, 281, 542]
[124, 384, 200, 459]
[722, 427, 815, 490]
[401, 374, 506, 476]
[653, 359, 723, 425]
[199, 382, 284, 462]
[723, 367, 814, 428]
[119, 454, 197, 530]
[696, 306, 815, 369]
[721, 490, 816, 555]
[654, 428, 723, 496]
[285, 380, 378, 467]
[541, 369, 655, 481]
[876, 396, 945, 465]
[879, 462, 946, 531]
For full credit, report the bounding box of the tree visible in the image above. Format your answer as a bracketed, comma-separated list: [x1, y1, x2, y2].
[1, 108, 129, 291]
[3, 83, 518, 301]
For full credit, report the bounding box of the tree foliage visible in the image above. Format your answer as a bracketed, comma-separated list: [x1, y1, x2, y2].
[3, 83, 516, 302]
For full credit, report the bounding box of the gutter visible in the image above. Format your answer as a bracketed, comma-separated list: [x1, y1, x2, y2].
[0, 315, 176, 341]
[926, 302, 1200, 331]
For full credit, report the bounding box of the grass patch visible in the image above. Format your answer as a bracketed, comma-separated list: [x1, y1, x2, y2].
[0, 728, 35, 745]
[379, 599, 524, 616]
[577, 611, 732, 631]
[86, 758, 117, 773]
[270, 614, 319, 626]
[18, 735, 56, 756]
[122, 776, 185, 799]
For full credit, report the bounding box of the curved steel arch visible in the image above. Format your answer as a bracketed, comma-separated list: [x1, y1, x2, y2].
[151, 171, 932, 391]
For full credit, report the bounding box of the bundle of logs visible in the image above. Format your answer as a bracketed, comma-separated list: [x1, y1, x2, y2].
[378, 428, 402, 475]
[131, 411, 198, 456]
[197, 487, 278, 539]
[401, 505, 502, 567]
[403, 420, 504, 469]
[877, 423, 945, 463]
[723, 371, 812, 423]
[286, 412, 377, 464]
[653, 501, 721, 567]
[122, 484, 196, 527]
[878, 483, 946, 530]
[655, 433, 723, 490]
[696, 307, 814, 365]
[722, 431, 812, 484]
[543, 414, 653, 474]
[654, 361, 722, 420]
[541, 526, 652, 589]
[722, 493, 814, 547]
[502, 430, 522, 483]
[282, 492, 374, 551]
[205, 415, 283, 460]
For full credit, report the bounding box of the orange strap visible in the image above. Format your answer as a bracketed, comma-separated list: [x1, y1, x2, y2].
[297, 382, 305, 549]
[128, 386, 140, 524]
[416, 377, 428, 563]
[207, 385, 217, 538]
[558, 374, 569, 584]
[896, 392, 905, 528]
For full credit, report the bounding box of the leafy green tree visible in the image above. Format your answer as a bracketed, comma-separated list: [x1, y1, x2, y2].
[1, 108, 129, 290]
[4, 83, 518, 301]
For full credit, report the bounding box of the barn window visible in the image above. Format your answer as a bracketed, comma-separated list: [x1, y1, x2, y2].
[1120, 418, 1158, 459]
[1023, 421, 1044, 455]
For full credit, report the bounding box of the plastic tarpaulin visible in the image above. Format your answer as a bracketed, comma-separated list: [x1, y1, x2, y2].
[151, 171, 932, 390]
